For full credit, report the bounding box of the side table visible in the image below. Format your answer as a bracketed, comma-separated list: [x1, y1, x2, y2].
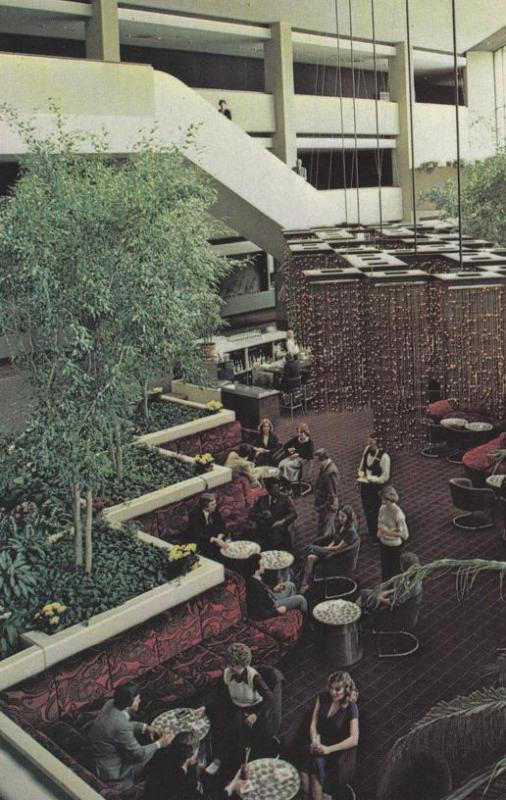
[312, 600, 363, 666]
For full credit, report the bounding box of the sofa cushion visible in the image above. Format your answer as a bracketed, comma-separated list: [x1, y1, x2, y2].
[197, 577, 243, 641]
[220, 420, 243, 452]
[153, 601, 202, 663]
[462, 435, 502, 473]
[175, 434, 202, 457]
[107, 622, 159, 687]
[154, 496, 199, 542]
[0, 671, 59, 725]
[252, 610, 303, 655]
[138, 666, 197, 720]
[426, 399, 456, 418]
[44, 720, 94, 769]
[54, 647, 112, 717]
[169, 644, 226, 689]
[224, 568, 247, 614]
[200, 425, 225, 455]
[201, 622, 279, 666]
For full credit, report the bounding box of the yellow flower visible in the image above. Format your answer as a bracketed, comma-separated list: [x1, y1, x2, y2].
[151, 387, 163, 394]
[49, 615, 60, 625]
[185, 543, 197, 553]
[206, 400, 223, 411]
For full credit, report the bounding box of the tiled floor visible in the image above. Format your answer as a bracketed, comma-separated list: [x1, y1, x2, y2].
[272, 407, 506, 799]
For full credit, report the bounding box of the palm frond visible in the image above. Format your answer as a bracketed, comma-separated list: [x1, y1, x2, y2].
[442, 758, 506, 800]
[392, 687, 506, 773]
[384, 558, 506, 603]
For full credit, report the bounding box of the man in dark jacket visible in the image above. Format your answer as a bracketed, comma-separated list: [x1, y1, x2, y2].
[185, 493, 227, 558]
[314, 448, 340, 536]
[250, 478, 297, 550]
[245, 553, 307, 620]
[281, 352, 301, 391]
[89, 684, 172, 789]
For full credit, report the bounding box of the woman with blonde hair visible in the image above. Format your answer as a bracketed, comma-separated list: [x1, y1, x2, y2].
[252, 418, 282, 465]
[300, 671, 359, 800]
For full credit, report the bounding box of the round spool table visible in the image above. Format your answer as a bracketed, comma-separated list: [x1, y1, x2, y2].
[260, 549, 294, 583]
[312, 599, 363, 666]
[238, 757, 300, 800]
[222, 540, 262, 577]
[151, 707, 212, 764]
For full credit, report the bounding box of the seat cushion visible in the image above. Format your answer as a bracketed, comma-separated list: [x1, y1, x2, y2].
[252, 610, 303, 655]
[54, 648, 112, 717]
[0, 671, 59, 725]
[426, 399, 455, 419]
[107, 622, 159, 687]
[462, 435, 502, 473]
[175, 433, 202, 457]
[220, 421, 243, 453]
[200, 425, 225, 455]
[168, 644, 226, 689]
[152, 601, 202, 663]
[43, 720, 94, 769]
[138, 666, 197, 720]
[201, 622, 280, 666]
[197, 577, 243, 641]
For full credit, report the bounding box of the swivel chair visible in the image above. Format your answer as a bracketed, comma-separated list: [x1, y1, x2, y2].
[313, 539, 360, 600]
[449, 477, 496, 530]
[279, 377, 305, 422]
[374, 594, 422, 658]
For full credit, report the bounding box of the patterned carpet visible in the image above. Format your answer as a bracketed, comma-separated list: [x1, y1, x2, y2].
[272, 406, 506, 799]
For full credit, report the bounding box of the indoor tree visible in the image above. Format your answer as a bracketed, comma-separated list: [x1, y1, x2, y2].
[0, 107, 231, 573]
[427, 145, 506, 246]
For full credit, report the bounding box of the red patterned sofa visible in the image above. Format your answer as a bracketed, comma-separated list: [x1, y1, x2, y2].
[161, 420, 243, 464]
[462, 432, 506, 485]
[0, 570, 302, 799]
[135, 474, 265, 542]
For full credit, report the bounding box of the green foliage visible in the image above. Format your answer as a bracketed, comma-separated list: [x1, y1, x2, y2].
[427, 146, 506, 245]
[0, 106, 232, 569]
[104, 445, 196, 506]
[0, 516, 47, 658]
[131, 398, 210, 436]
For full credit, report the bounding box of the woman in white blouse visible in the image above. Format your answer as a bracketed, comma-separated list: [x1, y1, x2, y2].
[377, 485, 409, 582]
[357, 434, 391, 545]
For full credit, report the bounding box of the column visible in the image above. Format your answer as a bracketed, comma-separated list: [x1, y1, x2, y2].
[466, 50, 500, 159]
[389, 42, 415, 222]
[85, 0, 120, 63]
[264, 21, 297, 167]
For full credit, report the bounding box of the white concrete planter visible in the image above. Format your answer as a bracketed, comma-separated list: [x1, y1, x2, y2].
[135, 396, 235, 448]
[0, 409, 234, 687]
[20, 539, 224, 669]
[170, 380, 222, 404]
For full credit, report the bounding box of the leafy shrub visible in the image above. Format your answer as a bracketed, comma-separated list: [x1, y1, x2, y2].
[103, 445, 196, 506]
[0, 516, 47, 658]
[131, 399, 210, 436]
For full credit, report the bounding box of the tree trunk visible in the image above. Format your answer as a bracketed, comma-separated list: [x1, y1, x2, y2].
[108, 430, 117, 473]
[72, 481, 83, 567]
[143, 380, 149, 419]
[114, 423, 123, 480]
[84, 487, 93, 575]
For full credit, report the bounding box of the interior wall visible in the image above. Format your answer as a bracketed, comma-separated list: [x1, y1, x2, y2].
[298, 149, 393, 189]
[293, 62, 388, 99]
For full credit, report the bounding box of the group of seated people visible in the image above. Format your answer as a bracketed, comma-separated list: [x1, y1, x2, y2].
[88, 643, 360, 800]
[224, 418, 314, 494]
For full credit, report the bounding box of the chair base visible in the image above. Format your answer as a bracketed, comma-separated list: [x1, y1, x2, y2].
[452, 512, 493, 531]
[420, 443, 446, 458]
[376, 630, 420, 658]
[299, 480, 312, 497]
[325, 576, 358, 601]
[446, 450, 464, 465]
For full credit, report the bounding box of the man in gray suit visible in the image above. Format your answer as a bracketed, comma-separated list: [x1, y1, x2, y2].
[314, 448, 340, 536]
[89, 684, 173, 789]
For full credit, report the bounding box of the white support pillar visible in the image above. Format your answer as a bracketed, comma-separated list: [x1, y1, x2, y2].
[264, 21, 297, 167]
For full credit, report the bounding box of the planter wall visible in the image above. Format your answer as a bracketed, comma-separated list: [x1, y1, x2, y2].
[135, 395, 235, 448]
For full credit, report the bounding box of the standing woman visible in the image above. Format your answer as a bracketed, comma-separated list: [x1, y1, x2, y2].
[357, 434, 391, 545]
[377, 485, 409, 582]
[300, 671, 359, 800]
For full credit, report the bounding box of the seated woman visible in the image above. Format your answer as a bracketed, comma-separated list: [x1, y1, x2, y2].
[252, 418, 283, 466]
[300, 505, 359, 593]
[300, 671, 359, 800]
[206, 643, 274, 773]
[143, 732, 244, 800]
[225, 443, 279, 484]
[278, 423, 315, 489]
